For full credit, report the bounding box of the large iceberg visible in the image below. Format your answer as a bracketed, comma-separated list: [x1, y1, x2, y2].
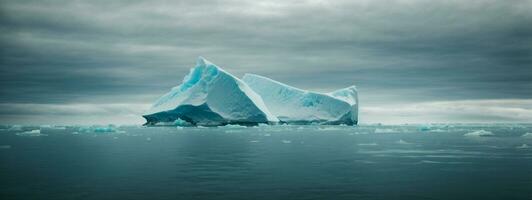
[144, 57, 358, 126]
[143, 57, 278, 126]
[242, 74, 358, 125]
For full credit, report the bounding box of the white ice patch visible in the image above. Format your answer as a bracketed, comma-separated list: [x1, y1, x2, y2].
[374, 128, 397, 133]
[464, 130, 494, 137]
[223, 124, 247, 128]
[281, 140, 292, 144]
[516, 144, 529, 149]
[16, 129, 46, 137]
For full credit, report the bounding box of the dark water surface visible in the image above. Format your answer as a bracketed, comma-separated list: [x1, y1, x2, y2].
[1, 124, 531, 200]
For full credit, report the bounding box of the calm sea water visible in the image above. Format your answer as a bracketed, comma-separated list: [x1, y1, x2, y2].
[1, 124, 531, 200]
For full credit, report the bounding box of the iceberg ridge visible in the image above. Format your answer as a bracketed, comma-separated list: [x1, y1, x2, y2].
[242, 74, 358, 125]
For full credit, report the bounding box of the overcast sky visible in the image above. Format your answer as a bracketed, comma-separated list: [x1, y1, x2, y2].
[1, 0, 531, 124]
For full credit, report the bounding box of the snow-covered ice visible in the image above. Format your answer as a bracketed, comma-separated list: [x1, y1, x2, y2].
[464, 130, 494, 137]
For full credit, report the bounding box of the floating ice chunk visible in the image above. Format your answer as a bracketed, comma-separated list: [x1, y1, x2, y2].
[16, 129, 46, 137]
[143, 57, 278, 126]
[395, 139, 411, 145]
[516, 144, 529, 149]
[223, 124, 247, 128]
[374, 128, 396, 133]
[464, 130, 494, 137]
[94, 127, 114, 133]
[281, 140, 292, 144]
[249, 140, 260, 143]
[77, 125, 125, 134]
[242, 74, 357, 125]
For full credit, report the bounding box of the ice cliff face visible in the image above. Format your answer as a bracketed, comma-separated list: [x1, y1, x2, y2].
[242, 74, 358, 125]
[144, 57, 358, 126]
[143, 57, 278, 126]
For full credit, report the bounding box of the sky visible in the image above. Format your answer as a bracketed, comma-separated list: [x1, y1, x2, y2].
[0, 0, 531, 125]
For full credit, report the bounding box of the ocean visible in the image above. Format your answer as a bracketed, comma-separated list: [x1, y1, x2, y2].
[1, 124, 531, 200]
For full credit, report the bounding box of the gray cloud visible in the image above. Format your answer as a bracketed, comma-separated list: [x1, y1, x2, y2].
[0, 0, 531, 123]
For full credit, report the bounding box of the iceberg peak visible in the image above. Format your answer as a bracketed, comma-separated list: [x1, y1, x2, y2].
[143, 58, 278, 126]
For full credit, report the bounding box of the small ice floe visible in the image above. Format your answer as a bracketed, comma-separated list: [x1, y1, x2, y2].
[263, 133, 271, 137]
[71, 131, 80, 135]
[281, 140, 292, 144]
[39, 125, 66, 130]
[113, 136, 119, 140]
[374, 128, 396, 133]
[516, 144, 529, 149]
[249, 140, 260, 143]
[223, 124, 247, 128]
[464, 130, 494, 137]
[16, 129, 47, 137]
[0, 145, 11, 149]
[146, 137, 152, 141]
[77, 125, 126, 134]
[522, 133, 532, 138]
[395, 139, 411, 145]
[358, 143, 378, 146]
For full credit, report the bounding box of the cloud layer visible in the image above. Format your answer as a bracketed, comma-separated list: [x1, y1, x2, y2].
[1, 0, 531, 124]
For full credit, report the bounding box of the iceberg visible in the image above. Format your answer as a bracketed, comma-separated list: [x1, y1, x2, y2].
[242, 74, 358, 125]
[143, 57, 278, 126]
